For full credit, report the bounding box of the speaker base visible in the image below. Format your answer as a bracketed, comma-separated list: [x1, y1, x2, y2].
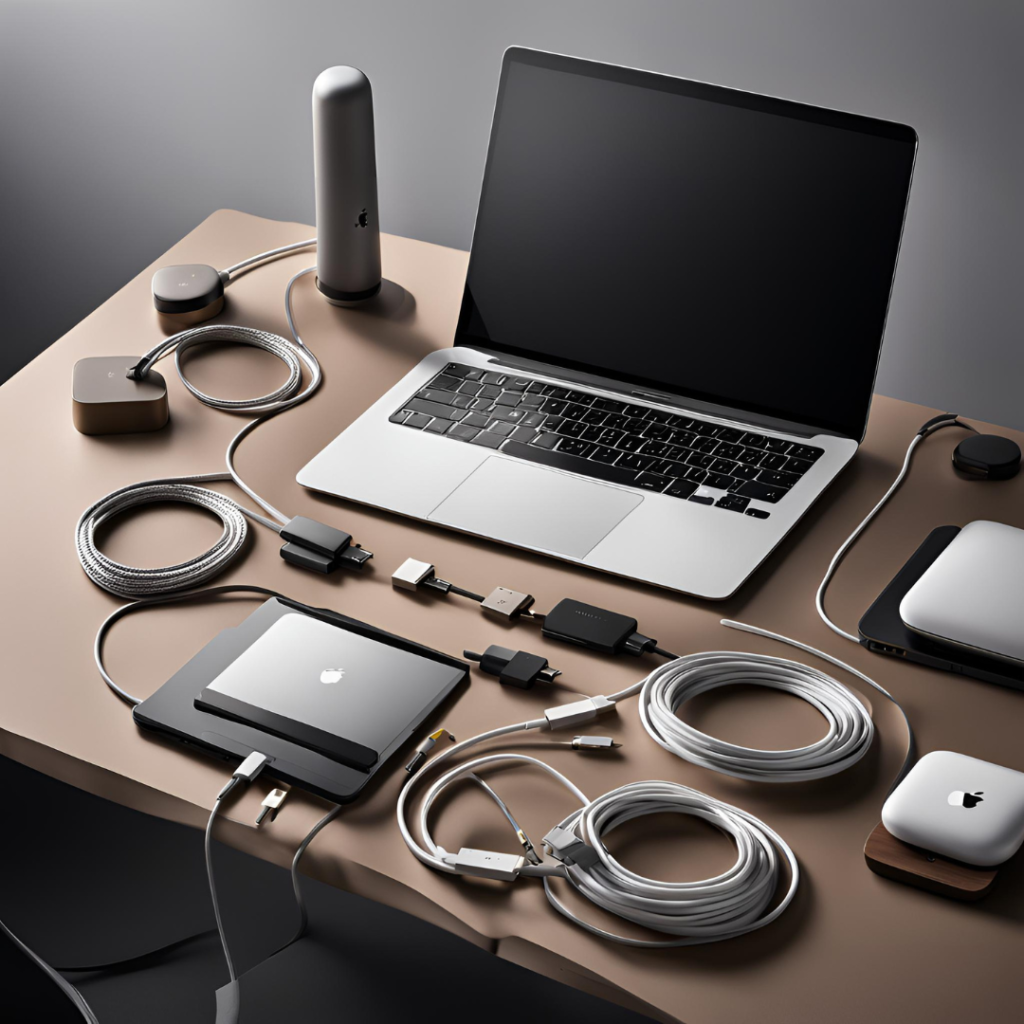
[317, 277, 382, 306]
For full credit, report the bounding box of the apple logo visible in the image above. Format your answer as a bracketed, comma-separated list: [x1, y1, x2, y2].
[354, 209, 368, 228]
[319, 668, 345, 685]
[947, 790, 984, 809]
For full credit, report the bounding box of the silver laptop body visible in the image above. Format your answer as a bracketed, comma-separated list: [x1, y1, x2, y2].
[298, 48, 917, 600]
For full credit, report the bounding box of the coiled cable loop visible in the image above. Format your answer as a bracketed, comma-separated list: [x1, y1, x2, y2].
[638, 650, 874, 782]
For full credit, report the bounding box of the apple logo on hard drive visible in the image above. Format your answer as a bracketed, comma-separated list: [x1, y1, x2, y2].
[320, 668, 345, 685]
[947, 790, 984, 809]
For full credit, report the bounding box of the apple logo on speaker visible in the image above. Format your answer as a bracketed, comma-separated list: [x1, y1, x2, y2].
[320, 668, 345, 685]
[355, 208, 368, 228]
[947, 790, 984, 809]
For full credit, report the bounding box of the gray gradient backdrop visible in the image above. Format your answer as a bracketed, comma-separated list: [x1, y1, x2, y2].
[1, 0, 1021, 428]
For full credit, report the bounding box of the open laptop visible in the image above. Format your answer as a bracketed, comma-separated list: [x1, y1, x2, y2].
[298, 47, 918, 599]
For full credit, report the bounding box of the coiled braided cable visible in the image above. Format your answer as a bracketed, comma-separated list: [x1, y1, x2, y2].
[77, 268, 318, 596]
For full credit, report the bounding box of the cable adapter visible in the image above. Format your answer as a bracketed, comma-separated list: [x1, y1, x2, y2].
[464, 645, 561, 689]
[541, 598, 658, 656]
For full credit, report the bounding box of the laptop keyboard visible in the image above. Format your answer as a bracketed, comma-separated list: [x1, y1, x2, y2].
[390, 363, 824, 518]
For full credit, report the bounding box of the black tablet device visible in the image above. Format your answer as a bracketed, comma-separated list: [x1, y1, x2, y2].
[133, 598, 468, 802]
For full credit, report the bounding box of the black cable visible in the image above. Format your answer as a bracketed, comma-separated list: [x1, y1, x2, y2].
[56, 929, 218, 974]
[448, 584, 486, 602]
[653, 646, 680, 660]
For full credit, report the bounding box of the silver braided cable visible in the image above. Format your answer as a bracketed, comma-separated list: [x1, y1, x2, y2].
[75, 473, 268, 598]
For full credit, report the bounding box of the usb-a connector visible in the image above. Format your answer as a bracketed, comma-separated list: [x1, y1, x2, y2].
[544, 695, 616, 730]
[441, 847, 525, 881]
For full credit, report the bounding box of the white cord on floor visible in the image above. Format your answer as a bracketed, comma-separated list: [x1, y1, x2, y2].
[76, 267, 318, 596]
[815, 414, 975, 644]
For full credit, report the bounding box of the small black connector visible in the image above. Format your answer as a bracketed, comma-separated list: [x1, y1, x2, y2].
[464, 645, 561, 689]
[540, 598, 658, 656]
[279, 516, 372, 574]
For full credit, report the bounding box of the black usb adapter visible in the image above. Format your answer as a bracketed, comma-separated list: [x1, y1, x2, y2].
[541, 599, 658, 656]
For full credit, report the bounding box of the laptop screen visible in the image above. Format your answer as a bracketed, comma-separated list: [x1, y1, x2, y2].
[455, 49, 917, 440]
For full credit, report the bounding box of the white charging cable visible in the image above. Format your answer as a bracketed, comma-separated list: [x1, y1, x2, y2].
[815, 413, 976, 644]
[76, 265, 318, 597]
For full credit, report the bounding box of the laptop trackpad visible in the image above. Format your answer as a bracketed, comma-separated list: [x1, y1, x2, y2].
[428, 456, 642, 559]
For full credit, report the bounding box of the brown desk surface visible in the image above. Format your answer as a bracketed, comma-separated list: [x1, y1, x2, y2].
[2, 210, 1021, 1024]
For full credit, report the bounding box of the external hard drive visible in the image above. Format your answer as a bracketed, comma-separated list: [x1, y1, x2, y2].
[134, 598, 468, 802]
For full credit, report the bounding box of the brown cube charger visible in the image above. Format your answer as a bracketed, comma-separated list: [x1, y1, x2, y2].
[72, 356, 169, 434]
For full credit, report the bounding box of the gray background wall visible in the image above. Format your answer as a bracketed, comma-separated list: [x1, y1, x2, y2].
[1, 0, 1021, 427]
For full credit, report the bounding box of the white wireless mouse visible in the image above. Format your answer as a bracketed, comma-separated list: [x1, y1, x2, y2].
[882, 750, 1024, 867]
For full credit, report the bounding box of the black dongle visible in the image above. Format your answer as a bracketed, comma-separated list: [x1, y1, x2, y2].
[279, 516, 372, 574]
[541, 599, 657, 656]
[464, 645, 561, 689]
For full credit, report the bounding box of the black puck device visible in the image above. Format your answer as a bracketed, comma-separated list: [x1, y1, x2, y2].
[134, 598, 468, 802]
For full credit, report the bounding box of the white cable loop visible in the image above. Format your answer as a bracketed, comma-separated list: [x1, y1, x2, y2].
[637, 650, 874, 782]
[545, 780, 798, 947]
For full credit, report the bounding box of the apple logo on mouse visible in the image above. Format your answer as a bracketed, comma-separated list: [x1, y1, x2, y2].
[947, 790, 984, 809]
[320, 668, 345, 685]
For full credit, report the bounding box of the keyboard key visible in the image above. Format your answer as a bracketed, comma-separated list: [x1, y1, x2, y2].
[405, 412, 432, 429]
[737, 481, 788, 503]
[760, 452, 789, 471]
[424, 418, 451, 434]
[687, 452, 715, 469]
[494, 392, 521, 407]
[764, 437, 792, 454]
[736, 447, 765, 465]
[580, 425, 605, 442]
[635, 473, 672, 492]
[581, 408, 607, 425]
[562, 403, 588, 421]
[448, 422, 481, 441]
[458, 381, 482, 396]
[520, 394, 544, 408]
[506, 377, 530, 391]
[530, 431, 560, 449]
[489, 406, 527, 423]
[617, 434, 646, 452]
[683, 466, 708, 483]
[545, 386, 570, 399]
[592, 397, 626, 412]
[689, 493, 714, 505]
[623, 416, 648, 432]
[716, 427, 744, 443]
[740, 432, 768, 448]
[541, 398, 567, 414]
[715, 443, 744, 461]
[520, 411, 546, 428]
[604, 413, 629, 430]
[503, 440, 640, 487]
[597, 427, 624, 446]
[730, 463, 760, 480]
[407, 398, 466, 420]
[432, 374, 463, 391]
[481, 371, 506, 385]
[705, 473, 734, 490]
[670, 429, 696, 448]
[525, 381, 546, 393]
[692, 421, 720, 437]
[589, 445, 620, 464]
[665, 480, 698, 499]
[651, 460, 689, 478]
[715, 494, 749, 513]
[471, 430, 506, 448]
[710, 458, 737, 475]
[558, 438, 594, 458]
[617, 453, 654, 472]
[642, 423, 672, 440]
[389, 409, 410, 424]
[461, 411, 491, 428]
[745, 507, 771, 519]
[478, 384, 503, 399]
[558, 420, 586, 437]
[692, 437, 719, 454]
[789, 444, 825, 462]
[487, 421, 515, 437]
[450, 394, 474, 409]
[623, 404, 649, 417]
[418, 388, 455, 405]
[757, 469, 799, 488]
[444, 363, 473, 377]
[640, 440, 672, 457]
[783, 456, 814, 475]
[566, 390, 594, 406]
[543, 416, 565, 432]
[645, 409, 672, 423]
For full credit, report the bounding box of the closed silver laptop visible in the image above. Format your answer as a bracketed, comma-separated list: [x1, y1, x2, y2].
[299, 48, 917, 599]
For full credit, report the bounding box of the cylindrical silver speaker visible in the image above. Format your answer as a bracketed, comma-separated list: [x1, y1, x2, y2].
[312, 66, 382, 305]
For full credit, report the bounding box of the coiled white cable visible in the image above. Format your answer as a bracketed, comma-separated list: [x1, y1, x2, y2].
[637, 650, 874, 782]
[76, 267, 318, 596]
[545, 779, 797, 947]
[398, 720, 798, 946]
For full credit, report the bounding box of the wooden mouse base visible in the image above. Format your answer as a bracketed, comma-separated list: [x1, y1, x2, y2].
[864, 821, 998, 901]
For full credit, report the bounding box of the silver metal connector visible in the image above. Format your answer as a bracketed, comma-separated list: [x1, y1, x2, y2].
[571, 735, 621, 751]
[256, 788, 288, 825]
[480, 586, 534, 619]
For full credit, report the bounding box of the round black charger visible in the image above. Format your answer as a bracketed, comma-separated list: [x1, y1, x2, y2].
[952, 433, 1021, 480]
